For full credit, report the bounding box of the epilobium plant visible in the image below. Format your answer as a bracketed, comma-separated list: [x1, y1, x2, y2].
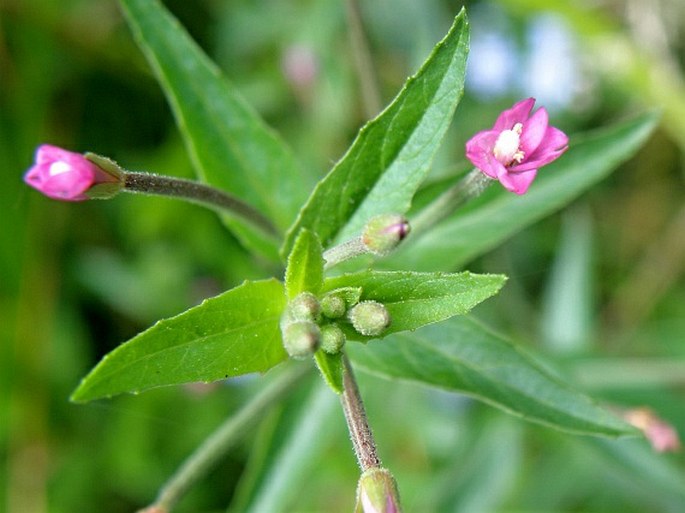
[23, 1, 661, 511]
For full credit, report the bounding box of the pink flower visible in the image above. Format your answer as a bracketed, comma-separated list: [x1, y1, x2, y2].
[465, 98, 568, 195]
[24, 144, 121, 201]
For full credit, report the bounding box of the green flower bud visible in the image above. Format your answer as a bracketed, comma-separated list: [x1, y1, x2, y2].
[282, 321, 320, 359]
[287, 292, 321, 322]
[355, 467, 402, 513]
[361, 214, 410, 256]
[320, 294, 347, 319]
[348, 301, 391, 337]
[320, 324, 346, 354]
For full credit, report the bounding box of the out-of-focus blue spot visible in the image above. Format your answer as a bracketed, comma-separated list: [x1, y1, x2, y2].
[523, 14, 579, 110]
[467, 31, 519, 99]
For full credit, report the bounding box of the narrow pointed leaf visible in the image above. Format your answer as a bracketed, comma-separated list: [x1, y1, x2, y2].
[282, 10, 470, 257]
[348, 316, 635, 436]
[322, 270, 506, 341]
[389, 112, 659, 270]
[284, 229, 324, 298]
[119, 0, 310, 259]
[71, 279, 287, 402]
[314, 351, 344, 394]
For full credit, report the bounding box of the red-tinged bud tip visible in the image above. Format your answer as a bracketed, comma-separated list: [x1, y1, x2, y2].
[362, 214, 410, 256]
[355, 467, 402, 513]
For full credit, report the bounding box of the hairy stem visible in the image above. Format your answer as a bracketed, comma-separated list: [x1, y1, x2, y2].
[124, 171, 278, 236]
[411, 169, 492, 233]
[143, 363, 309, 513]
[322, 237, 368, 270]
[340, 355, 381, 470]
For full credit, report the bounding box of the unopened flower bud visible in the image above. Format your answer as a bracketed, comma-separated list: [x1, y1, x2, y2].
[361, 214, 410, 256]
[281, 44, 318, 90]
[321, 294, 347, 319]
[287, 292, 321, 322]
[282, 321, 320, 359]
[24, 145, 124, 201]
[349, 301, 391, 337]
[623, 407, 681, 453]
[320, 324, 346, 354]
[355, 467, 402, 513]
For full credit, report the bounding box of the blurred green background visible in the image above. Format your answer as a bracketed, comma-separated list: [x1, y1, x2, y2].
[2, 0, 684, 511]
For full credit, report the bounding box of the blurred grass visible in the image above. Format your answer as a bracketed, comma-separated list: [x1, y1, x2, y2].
[1, 0, 684, 512]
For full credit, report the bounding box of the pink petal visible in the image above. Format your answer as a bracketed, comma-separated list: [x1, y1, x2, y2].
[36, 144, 80, 166]
[497, 168, 538, 195]
[465, 130, 500, 179]
[493, 98, 535, 131]
[519, 107, 549, 155]
[512, 126, 568, 172]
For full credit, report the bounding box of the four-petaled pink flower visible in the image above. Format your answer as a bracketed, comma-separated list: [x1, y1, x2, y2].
[24, 144, 121, 201]
[465, 98, 569, 195]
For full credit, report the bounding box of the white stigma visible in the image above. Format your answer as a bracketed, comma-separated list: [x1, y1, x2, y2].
[493, 122, 524, 166]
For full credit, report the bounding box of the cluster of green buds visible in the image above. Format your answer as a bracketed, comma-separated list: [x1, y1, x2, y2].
[280, 289, 391, 360]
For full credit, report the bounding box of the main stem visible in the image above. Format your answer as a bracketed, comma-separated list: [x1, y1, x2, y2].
[124, 171, 278, 237]
[340, 355, 381, 470]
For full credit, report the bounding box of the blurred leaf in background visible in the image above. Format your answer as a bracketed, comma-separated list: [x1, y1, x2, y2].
[2, 0, 684, 512]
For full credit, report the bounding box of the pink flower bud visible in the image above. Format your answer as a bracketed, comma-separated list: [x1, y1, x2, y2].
[281, 44, 318, 89]
[623, 407, 681, 453]
[465, 98, 568, 195]
[24, 144, 123, 201]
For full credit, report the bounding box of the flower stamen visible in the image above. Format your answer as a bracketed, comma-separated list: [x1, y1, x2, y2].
[493, 122, 524, 166]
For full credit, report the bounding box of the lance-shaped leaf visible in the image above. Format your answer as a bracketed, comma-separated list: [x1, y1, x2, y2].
[72, 279, 287, 402]
[314, 351, 344, 394]
[348, 316, 635, 436]
[282, 10, 470, 257]
[321, 270, 506, 341]
[284, 229, 324, 299]
[119, 0, 310, 259]
[388, 112, 659, 271]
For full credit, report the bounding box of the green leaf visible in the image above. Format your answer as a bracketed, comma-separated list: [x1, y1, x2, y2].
[284, 229, 324, 299]
[322, 271, 506, 341]
[282, 10, 470, 257]
[313, 351, 344, 394]
[348, 316, 635, 436]
[119, 0, 310, 259]
[389, 112, 660, 270]
[71, 279, 287, 402]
